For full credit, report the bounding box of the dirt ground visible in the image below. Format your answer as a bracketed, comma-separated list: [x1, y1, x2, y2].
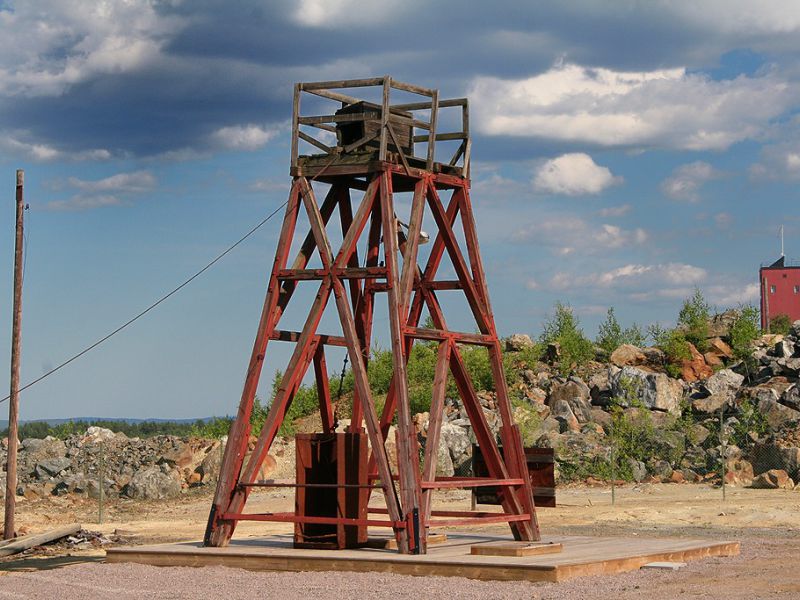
[1, 483, 799, 598]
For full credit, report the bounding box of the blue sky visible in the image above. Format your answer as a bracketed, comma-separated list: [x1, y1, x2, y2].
[1, 1, 799, 420]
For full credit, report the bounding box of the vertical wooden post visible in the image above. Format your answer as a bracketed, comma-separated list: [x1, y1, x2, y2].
[4, 169, 24, 540]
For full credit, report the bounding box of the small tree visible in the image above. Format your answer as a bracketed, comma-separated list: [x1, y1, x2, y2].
[729, 305, 761, 379]
[540, 302, 594, 376]
[597, 307, 623, 354]
[678, 288, 711, 351]
[622, 322, 646, 347]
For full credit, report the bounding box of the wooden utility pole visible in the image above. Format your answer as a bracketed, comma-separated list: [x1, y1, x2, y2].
[4, 169, 24, 540]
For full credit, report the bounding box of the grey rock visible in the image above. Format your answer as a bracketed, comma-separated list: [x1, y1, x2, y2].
[439, 422, 472, 471]
[505, 333, 535, 352]
[124, 466, 181, 500]
[627, 458, 647, 483]
[757, 397, 800, 430]
[549, 380, 592, 423]
[650, 459, 673, 479]
[782, 385, 800, 412]
[774, 339, 796, 358]
[692, 394, 728, 414]
[611, 366, 684, 414]
[549, 399, 579, 432]
[34, 457, 71, 479]
[701, 369, 744, 397]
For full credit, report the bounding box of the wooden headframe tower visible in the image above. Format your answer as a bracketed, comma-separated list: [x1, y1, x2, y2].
[205, 77, 540, 554]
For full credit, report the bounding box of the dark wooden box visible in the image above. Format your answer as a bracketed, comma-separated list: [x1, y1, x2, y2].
[472, 445, 556, 508]
[294, 432, 369, 549]
[335, 101, 414, 155]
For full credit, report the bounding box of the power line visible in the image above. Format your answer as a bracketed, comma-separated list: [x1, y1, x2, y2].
[0, 199, 289, 404]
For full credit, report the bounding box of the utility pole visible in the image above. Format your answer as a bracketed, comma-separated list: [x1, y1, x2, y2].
[4, 170, 24, 540]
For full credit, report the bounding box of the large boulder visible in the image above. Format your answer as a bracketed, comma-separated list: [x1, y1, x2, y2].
[124, 466, 181, 500]
[505, 333, 535, 352]
[549, 399, 579, 432]
[439, 422, 471, 472]
[21, 437, 66, 462]
[548, 379, 592, 423]
[33, 457, 71, 479]
[197, 441, 225, 483]
[610, 344, 646, 367]
[758, 397, 800, 430]
[708, 309, 739, 339]
[702, 369, 744, 397]
[680, 343, 713, 382]
[751, 469, 794, 489]
[610, 366, 684, 414]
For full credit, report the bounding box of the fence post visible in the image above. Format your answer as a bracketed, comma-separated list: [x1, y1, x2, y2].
[720, 406, 726, 502]
[98, 442, 105, 524]
[610, 416, 616, 506]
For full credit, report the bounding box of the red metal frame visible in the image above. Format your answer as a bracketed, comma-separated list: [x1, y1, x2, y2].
[204, 78, 539, 555]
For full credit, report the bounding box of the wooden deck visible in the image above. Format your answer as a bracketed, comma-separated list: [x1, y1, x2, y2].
[106, 532, 739, 583]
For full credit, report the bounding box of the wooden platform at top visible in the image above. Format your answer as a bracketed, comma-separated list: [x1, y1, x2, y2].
[292, 154, 467, 192]
[106, 532, 739, 583]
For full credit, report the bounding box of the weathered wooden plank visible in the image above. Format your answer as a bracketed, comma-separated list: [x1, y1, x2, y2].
[301, 78, 385, 90]
[0, 524, 82, 557]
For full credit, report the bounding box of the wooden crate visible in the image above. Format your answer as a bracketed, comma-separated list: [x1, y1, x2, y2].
[294, 432, 369, 549]
[335, 101, 414, 155]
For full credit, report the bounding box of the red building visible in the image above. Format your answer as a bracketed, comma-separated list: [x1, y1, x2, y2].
[760, 256, 800, 330]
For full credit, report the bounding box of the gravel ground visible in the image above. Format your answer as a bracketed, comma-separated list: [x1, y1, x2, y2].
[1, 538, 797, 599]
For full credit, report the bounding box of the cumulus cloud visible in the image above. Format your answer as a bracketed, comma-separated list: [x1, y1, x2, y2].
[750, 128, 800, 181]
[661, 161, 723, 202]
[0, 1, 181, 97]
[43, 169, 156, 211]
[469, 63, 795, 151]
[0, 134, 111, 162]
[533, 153, 622, 196]
[209, 124, 279, 151]
[292, 0, 406, 27]
[513, 216, 647, 255]
[66, 171, 156, 194]
[706, 282, 760, 306]
[548, 262, 707, 292]
[597, 204, 631, 217]
[45, 194, 123, 212]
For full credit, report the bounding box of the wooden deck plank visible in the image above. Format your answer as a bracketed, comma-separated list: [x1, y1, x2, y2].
[106, 532, 739, 583]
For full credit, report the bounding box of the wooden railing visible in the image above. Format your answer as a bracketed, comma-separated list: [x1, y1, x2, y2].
[291, 76, 470, 177]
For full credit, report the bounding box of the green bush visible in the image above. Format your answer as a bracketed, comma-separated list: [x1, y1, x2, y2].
[729, 305, 761, 378]
[770, 313, 792, 335]
[540, 302, 594, 376]
[651, 327, 691, 378]
[597, 307, 646, 353]
[678, 289, 711, 351]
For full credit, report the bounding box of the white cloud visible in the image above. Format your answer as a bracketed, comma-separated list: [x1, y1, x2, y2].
[706, 282, 760, 306]
[210, 124, 279, 151]
[45, 194, 123, 211]
[598, 204, 631, 217]
[750, 129, 800, 181]
[67, 170, 156, 194]
[549, 262, 707, 292]
[0, 1, 182, 97]
[292, 0, 405, 27]
[664, 1, 800, 35]
[469, 63, 795, 151]
[249, 178, 292, 193]
[513, 216, 647, 255]
[661, 161, 723, 202]
[594, 224, 648, 248]
[0, 134, 111, 162]
[533, 153, 622, 196]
